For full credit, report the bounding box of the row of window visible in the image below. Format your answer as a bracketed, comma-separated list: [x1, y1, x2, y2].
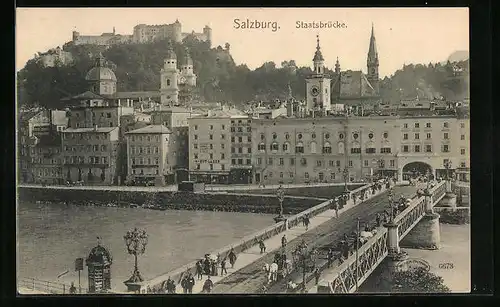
[192, 134, 252, 143]
[64, 145, 108, 152]
[266, 171, 334, 180]
[31, 158, 60, 164]
[130, 135, 166, 142]
[33, 168, 62, 177]
[403, 132, 452, 140]
[64, 156, 108, 164]
[193, 124, 251, 132]
[260, 132, 390, 141]
[131, 169, 160, 175]
[71, 112, 113, 118]
[256, 157, 397, 168]
[73, 122, 114, 129]
[193, 158, 253, 171]
[31, 148, 60, 154]
[402, 122, 456, 129]
[130, 146, 160, 155]
[130, 157, 160, 165]
[257, 142, 392, 155]
[63, 133, 109, 140]
[402, 144, 437, 153]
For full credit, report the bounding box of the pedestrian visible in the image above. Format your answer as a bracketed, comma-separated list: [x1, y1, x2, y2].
[211, 259, 217, 276]
[259, 239, 266, 254]
[228, 248, 237, 268]
[220, 258, 228, 276]
[305, 216, 310, 231]
[327, 248, 333, 268]
[334, 199, 339, 218]
[69, 282, 77, 294]
[376, 213, 381, 227]
[202, 276, 214, 293]
[314, 268, 321, 285]
[186, 272, 195, 294]
[196, 260, 203, 280]
[181, 276, 188, 294]
[281, 235, 287, 248]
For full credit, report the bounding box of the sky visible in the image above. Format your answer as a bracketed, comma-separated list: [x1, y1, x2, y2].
[16, 7, 469, 77]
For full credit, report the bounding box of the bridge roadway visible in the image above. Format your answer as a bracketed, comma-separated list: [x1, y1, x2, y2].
[211, 185, 418, 293]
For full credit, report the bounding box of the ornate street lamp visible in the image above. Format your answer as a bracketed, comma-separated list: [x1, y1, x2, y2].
[342, 167, 350, 193]
[124, 228, 148, 284]
[274, 185, 286, 223]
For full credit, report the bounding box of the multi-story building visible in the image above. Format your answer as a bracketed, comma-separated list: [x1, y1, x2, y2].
[251, 116, 400, 185]
[61, 127, 120, 185]
[150, 106, 194, 182]
[28, 133, 64, 185]
[229, 115, 254, 183]
[188, 107, 247, 184]
[125, 125, 174, 185]
[398, 115, 470, 182]
[251, 114, 469, 185]
[72, 27, 132, 46]
[18, 109, 68, 183]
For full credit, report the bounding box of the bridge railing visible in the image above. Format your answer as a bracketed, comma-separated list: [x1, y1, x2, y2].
[328, 228, 389, 293]
[18, 277, 68, 294]
[286, 179, 390, 230]
[431, 181, 447, 204]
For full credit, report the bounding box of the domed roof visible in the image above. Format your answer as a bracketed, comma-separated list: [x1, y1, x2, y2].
[86, 244, 113, 264]
[85, 53, 117, 82]
[86, 67, 117, 82]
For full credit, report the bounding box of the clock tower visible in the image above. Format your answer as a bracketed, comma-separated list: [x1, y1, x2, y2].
[305, 35, 331, 114]
[160, 41, 179, 106]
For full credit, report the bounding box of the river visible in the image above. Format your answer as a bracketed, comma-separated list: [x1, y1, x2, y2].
[17, 201, 275, 292]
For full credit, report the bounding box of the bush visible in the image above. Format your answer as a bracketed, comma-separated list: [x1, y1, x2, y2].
[392, 267, 451, 293]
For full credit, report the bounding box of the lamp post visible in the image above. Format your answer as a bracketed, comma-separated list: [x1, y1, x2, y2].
[388, 188, 395, 222]
[342, 167, 349, 193]
[355, 217, 360, 291]
[297, 240, 310, 293]
[274, 185, 286, 223]
[443, 160, 452, 181]
[124, 228, 148, 284]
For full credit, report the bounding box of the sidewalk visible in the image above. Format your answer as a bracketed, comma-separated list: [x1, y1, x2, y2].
[181, 199, 359, 294]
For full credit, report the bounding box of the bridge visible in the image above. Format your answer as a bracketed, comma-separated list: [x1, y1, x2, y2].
[126, 179, 455, 294]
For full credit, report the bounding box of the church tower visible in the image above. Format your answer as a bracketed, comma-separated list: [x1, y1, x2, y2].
[335, 57, 341, 74]
[367, 23, 380, 93]
[180, 47, 197, 87]
[305, 35, 331, 114]
[160, 41, 179, 105]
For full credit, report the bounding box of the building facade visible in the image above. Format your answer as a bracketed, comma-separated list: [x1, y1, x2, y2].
[28, 134, 64, 184]
[188, 108, 247, 184]
[61, 127, 120, 185]
[251, 116, 400, 185]
[125, 125, 173, 185]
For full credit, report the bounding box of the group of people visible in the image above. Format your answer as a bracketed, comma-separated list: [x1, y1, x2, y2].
[195, 249, 238, 281]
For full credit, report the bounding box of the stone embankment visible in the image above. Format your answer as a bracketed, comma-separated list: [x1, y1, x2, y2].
[18, 186, 336, 214]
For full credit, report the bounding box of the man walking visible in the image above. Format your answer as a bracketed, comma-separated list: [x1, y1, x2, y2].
[334, 198, 339, 218]
[327, 248, 334, 268]
[202, 276, 214, 293]
[259, 239, 266, 254]
[186, 272, 195, 294]
[220, 257, 228, 276]
[228, 248, 237, 269]
[281, 235, 287, 249]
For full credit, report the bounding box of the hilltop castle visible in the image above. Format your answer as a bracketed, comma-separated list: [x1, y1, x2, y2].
[72, 19, 212, 47]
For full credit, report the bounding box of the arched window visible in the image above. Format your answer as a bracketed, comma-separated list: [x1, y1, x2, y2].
[310, 141, 317, 154]
[167, 79, 171, 86]
[258, 142, 266, 152]
[338, 142, 345, 154]
[270, 142, 279, 152]
[323, 142, 332, 154]
[296, 142, 304, 153]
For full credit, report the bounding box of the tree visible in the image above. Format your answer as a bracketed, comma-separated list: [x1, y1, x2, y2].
[391, 267, 451, 293]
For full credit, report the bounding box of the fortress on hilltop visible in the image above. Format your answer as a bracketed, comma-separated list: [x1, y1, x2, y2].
[72, 19, 212, 47]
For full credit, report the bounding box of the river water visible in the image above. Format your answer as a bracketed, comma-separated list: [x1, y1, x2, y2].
[17, 201, 275, 292]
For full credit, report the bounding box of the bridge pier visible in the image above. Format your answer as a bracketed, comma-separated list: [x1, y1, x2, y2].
[438, 191, 457, 211]
[384, 221, 400, 255]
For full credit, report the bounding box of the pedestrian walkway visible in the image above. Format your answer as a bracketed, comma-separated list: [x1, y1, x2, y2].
[180, 198, 360, 294]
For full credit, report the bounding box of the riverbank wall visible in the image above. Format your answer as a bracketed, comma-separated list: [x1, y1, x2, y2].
[18, 186, 332, 214]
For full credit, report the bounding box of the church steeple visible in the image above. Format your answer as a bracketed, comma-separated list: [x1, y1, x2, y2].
[312, 35, 325, 75]
[335, 57, 341, 74]
[367, 23, 380, 94]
